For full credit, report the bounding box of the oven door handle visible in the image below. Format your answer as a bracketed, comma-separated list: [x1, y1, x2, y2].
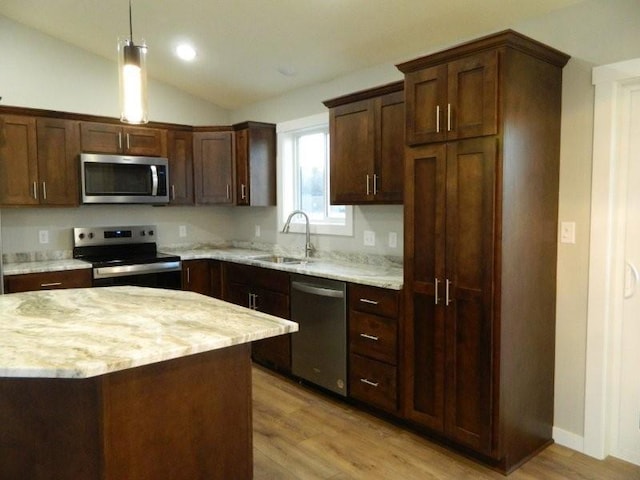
[93, 261, 182, 279]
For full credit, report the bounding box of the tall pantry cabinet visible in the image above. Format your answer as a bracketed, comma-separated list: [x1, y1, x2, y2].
[397, 30, 569, 473]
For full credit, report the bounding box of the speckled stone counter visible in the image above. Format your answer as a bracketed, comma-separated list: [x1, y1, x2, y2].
[2, 246, 404, 289]
[0, 286, 298, 378]
[0, 286, 296, 479]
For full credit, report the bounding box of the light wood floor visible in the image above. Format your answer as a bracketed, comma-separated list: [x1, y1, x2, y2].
[252, 366, 640, 479]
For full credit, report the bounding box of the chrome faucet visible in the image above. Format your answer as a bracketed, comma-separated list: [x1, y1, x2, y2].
[282, 210, 313, 259]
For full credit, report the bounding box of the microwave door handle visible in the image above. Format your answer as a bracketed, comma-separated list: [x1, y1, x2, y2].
[150, 165, 158, 196]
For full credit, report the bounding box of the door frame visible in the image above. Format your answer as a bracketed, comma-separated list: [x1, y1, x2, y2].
[585, 58, 640, 459]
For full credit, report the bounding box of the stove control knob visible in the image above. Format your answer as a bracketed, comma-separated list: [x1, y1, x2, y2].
[79, 233, 85, 240]
[88, 232, 94, 239]
[148, 230, 154, 236]
[141, 230, 146, 236]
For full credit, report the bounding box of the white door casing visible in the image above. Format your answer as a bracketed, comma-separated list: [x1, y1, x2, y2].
[585, 58, 640, 463]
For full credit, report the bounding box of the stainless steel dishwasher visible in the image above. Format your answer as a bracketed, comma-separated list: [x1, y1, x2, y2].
[290, 274, 347, 396]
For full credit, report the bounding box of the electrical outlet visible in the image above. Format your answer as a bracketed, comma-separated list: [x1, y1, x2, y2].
[388, 232, 398, 248]
[363, 230, 376, 247]
[255, 225, 261, 237]
[179, 225, 187, 238]
[560, 221, 576, 244]
[38, 230, 49, 244]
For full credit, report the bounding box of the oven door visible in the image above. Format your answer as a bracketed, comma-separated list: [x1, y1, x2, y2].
[92, 262, 182, 290]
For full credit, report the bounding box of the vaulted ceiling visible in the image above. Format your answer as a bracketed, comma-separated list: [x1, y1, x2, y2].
[0, 0, 585, 109]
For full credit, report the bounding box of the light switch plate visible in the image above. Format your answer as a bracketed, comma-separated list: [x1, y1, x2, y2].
[363, 230, 375, 246]
[38, 230, 49, 244]
[560, 221, 576, 244]
[179, 225, 187, 238]
[255, 225, 261, 237]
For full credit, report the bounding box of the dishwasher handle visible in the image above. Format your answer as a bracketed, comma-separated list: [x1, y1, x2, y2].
[291, 280, 344, 298]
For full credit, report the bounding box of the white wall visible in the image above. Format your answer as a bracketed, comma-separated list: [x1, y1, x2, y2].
[0, 16, 229, 125]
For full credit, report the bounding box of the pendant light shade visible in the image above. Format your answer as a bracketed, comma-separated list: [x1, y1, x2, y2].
[118, 1, 148, 124]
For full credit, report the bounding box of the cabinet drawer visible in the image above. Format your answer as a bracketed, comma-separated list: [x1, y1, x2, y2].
[224, 263, 289, 294]
[349, 354, 397, 412]
[349, 284, 398, 318]
[4, 269, 92, 293]
[349, 310, 397, 365]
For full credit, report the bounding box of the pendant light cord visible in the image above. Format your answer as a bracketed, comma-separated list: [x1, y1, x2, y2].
[129, 0, 134, 43]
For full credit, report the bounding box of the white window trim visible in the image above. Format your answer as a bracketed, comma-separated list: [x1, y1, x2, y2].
[277, 113, 353, 237]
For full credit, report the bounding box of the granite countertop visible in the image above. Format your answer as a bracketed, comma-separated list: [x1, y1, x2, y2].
[0, 286, 298, 379]
[172, 247, 404, 290]
[2, 247, 404, 290]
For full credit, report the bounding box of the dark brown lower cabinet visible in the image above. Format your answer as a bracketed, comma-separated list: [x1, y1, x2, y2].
[182, 259, 222, 298]
[4, 269, 92, 293]
[223, 263, 291, 372]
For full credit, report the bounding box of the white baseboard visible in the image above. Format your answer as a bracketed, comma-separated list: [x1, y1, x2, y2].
[553, 426, 585, 453]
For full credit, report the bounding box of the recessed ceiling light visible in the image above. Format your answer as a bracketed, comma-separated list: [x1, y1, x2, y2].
[176, 44, 197, 61]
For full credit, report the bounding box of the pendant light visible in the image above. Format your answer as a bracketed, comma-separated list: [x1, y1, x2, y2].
[118, 0, 148, 124]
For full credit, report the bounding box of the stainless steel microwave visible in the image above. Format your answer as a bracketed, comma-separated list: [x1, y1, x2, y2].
[80, 153, 169, 204]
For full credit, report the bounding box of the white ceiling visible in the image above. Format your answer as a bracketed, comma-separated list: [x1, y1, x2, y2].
[0, 0, 585, 110]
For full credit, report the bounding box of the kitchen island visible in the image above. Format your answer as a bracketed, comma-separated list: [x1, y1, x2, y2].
[0, 286, 298, 480]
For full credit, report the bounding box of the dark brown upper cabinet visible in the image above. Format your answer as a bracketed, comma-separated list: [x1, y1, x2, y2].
[192, 128, 235, 205]
[167, 129, 194, 205]
[232, 122, 276, 206]
[80, 121, 167, 157]
[0, 115, 80, 206]
[324, 82, 404, 205]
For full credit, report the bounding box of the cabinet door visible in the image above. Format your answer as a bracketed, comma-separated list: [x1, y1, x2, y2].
[443, 137, 496, 454]
[330, 99, 375, 204]
[125, 126, 166, 156]
[36, 118, 80, 206]
[0, 115, 38, 206]
[404, 65, 447, 145]
[237, 124, 276, 207]
[167, 130, 194, 205]
[235, 128, 249, 205]
[193, 131, 234, 205]
[375, 90, 404, 202]
[447, 51, 498, 141]
[80, 122, 123, 153]
[403, 143, 447, 431]
[182, 259, 211, 296]
[252, 287, 291, 372]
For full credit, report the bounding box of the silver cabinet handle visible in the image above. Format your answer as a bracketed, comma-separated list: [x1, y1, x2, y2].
[171, 185, 176, 200]
[366, 174, 371, 195]
[32, 181, 38, 199]
[42, 181, 47, 200]
[241, 184, 247, 200]
[359, 333, 379, 341]
[226, 184, 231, 200]
[186, 267, 190, 284]
[126, 133, 131, 150]
[40, 282, 62, 288]
[373, 174, 378, 195]
[436, 105, 441, 133]
[447, 103, 452, 132]
[359, 298, 378, 305]
[360, 378, 379, 388]
[445, 279, 452, 306]
[118, 132, 123, 150]
[434, 277, 439, 305]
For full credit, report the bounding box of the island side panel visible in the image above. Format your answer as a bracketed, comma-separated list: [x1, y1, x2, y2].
[0, 377, 102, 479]
[101, 343, 253, 480]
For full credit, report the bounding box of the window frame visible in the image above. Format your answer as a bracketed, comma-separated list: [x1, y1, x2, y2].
[277, 113, 353, 237]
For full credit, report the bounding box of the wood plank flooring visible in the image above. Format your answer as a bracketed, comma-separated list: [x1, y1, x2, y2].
[252, 366, 640, 479]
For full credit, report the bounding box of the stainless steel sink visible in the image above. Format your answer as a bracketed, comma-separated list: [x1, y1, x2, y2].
[253, 255, 305, 264]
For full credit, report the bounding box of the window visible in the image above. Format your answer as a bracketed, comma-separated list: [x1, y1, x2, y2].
[278, 113, 353, 236]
